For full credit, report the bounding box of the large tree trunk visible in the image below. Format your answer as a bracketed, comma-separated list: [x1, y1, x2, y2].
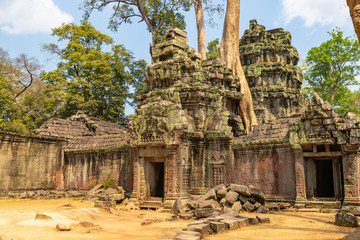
[219, 0, 257, 134]
[195, 0, 206, 60]
[347, 0, 360, 42]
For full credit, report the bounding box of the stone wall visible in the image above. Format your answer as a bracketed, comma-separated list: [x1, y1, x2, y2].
[0, 131, 66, 191]
[63, 148, 134, 191]
[232, 146, 296, 199]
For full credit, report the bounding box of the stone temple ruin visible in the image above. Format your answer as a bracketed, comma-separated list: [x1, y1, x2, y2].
[1, 20, 360, 210]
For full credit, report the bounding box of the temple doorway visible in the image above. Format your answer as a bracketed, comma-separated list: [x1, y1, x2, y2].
[144, 157, 165, 198]
[305, 157, 344, 201]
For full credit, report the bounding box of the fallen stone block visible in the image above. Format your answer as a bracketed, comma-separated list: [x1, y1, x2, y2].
[341, 206, 360, 216]
[256, 215, 270, 223]
[256, 205, 268, 213]
[231, 201, 242, 213]
[225, 191, 239, 205]
[188, 219, 209, 226]
[178, 212, 194, 220]
[209, 221, 226, 234]
[175, 231, 201, 237]
[88, 184, 103, 196]
[266, 203, 280, 211]
[229, 184, 251, 197]
[56, 224, 71, 231]
[239, 194, 249, 204]
[237, 218, 249, 227]
[104, 188, 117, 195]
[184, 223, 212, 238]
[207, 216, 225, 222]
[35, 213, 52, 220]
[249, 217, 259, 225]
[249, 188, 266, 203]
[173, 234, 200, 240]
[279, 203, 292, 209]
[194, 208, 220, 218]
[186, 201, 197, 210]
[173, 198, 183, 215]
[216, 187, 227, 199]
[67, 191, 83, 198]
[198, 189, 217, 202]
[243, 201, 255, 212]
[254, 202, 261, 209]
[94, 200, 116, 208]
[79, 221, 95, 228]
[335, 213, 358, 227]
[221, 219, 239, 230]
[198, 199, 218, 209]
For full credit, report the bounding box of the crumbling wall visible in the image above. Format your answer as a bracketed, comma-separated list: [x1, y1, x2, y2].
[0, 131, 65, 191]
[63, 148, 134, 191]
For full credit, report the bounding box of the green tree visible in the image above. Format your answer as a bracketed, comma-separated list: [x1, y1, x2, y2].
[304, 28, 360, 114]
[0, 49, 55, 133]
[81, 0, 192, 43]
[42, 21, 146, 120]
[206, 38, 219, 58]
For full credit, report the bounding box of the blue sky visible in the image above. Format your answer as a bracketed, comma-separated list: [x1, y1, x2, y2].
[0, 0, 356, 114]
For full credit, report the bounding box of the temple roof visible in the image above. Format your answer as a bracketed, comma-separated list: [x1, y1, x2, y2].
[34, 111, 131, 151]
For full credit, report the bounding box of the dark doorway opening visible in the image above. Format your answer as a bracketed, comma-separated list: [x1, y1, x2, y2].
[151, 162, 164, 197]
[315, 160, 335, 198]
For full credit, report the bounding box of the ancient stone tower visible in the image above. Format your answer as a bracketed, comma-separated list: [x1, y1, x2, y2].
[240, 20, 304, 123]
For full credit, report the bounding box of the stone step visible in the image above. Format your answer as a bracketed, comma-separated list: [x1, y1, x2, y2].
[139, 203, 163, 210]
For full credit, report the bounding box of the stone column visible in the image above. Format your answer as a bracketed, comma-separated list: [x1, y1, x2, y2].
[293, 148, 306, 202]
[189, 140, 207, 195]
[343, 152, 360, 205]
[129, 156, 140, 204]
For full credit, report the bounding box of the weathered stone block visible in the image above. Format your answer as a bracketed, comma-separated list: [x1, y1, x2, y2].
[229, 184, 251, 196]
[216, 187, 227, 199]
[239, 194, 249, 204]
[184, 223, 212, 238]
[104, 188, 117, 195]
[221, 219, 239, 230]
[225, 191, 239, 205]
[231, 201, 242, 213]
[257, 215, 270, 223]
[243, 201, 255, 212]
[335, 213, 358, 227]
[249, 217, 259, 225]
[94, 200, 116, 208]
[249, 188, 266, 203]
[266, 202, 280, 211]
[198, 199, 218, 209]
[194, 208, 220, 218]
[209, 221, 226, 233]
[254, 202, 261, 209]
[237, 217, 249, 227]
[173, 198, 183, 215]
[200, 189, 217, 201]
[256, 205, 268, 213]
[56, 224, 71, 231]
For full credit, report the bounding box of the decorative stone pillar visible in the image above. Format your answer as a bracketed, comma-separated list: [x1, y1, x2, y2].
[343, 152, 360, 205]
[129, 156, 141, 204]
[293, 148, 306, 202]
[189, 140, 207, 195]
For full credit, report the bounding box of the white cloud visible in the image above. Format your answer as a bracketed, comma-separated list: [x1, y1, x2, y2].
[281, 0, 350, 27]
[0, 0, 73, 34]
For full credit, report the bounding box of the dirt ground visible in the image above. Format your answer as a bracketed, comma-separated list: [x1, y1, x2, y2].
[0, 199, 355, 240]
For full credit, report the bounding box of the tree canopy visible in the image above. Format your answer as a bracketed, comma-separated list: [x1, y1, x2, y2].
[304, 28, 360, 115]
[42, 20, 146, 121]
[81, 0, 192, 43]
[0, 49, 55, 133]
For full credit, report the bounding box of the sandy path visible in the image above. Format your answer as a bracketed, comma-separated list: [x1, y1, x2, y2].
[0, 199, 355, 240]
